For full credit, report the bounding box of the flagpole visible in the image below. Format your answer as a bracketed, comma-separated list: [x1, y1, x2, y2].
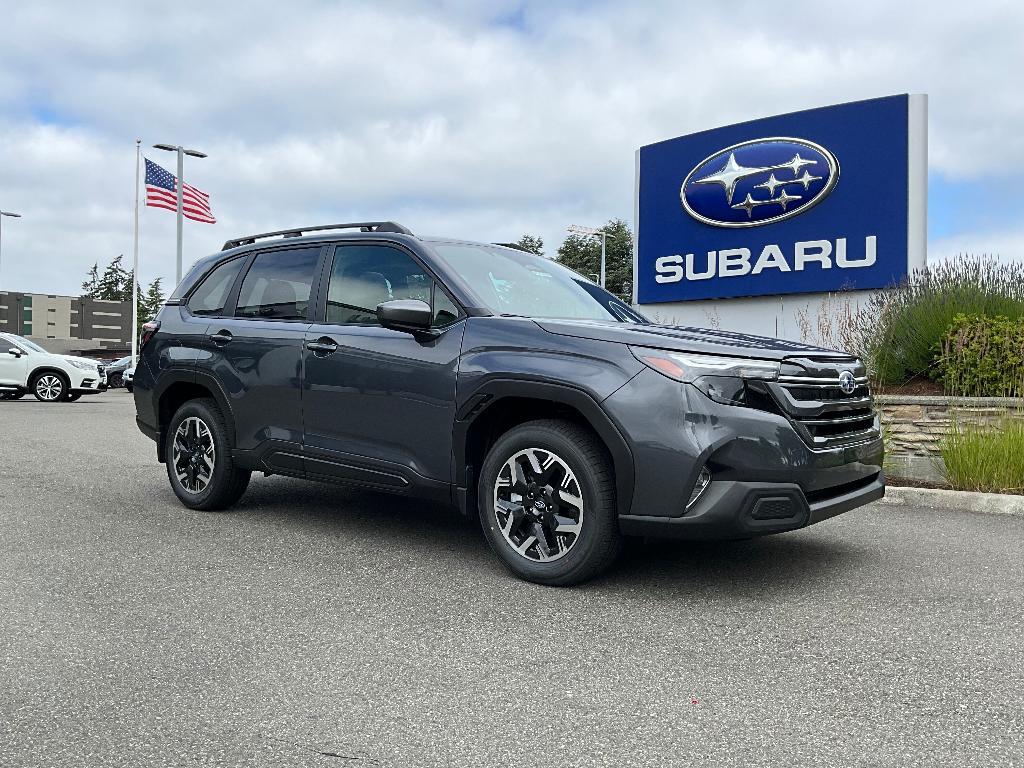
[132, 139, 141, 368]
[175, 146, 184, 285]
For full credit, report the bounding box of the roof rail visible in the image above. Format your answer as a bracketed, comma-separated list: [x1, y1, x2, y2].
[222, 221, 414, 250]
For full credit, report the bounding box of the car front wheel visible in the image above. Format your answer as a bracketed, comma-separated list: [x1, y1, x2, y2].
[478, 419, 621, 586]
[165, 398, 251, 511]
[32, 372, 68, 402]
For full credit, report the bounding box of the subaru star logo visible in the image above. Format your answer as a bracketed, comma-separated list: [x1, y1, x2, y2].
[839, 371, 857, 395]
[681, 137, 839, 228]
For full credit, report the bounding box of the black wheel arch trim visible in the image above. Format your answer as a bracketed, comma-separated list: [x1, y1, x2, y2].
[152, 368, 237, 463]
[453, 377, 636, 518]
[29, 367, 71, 386]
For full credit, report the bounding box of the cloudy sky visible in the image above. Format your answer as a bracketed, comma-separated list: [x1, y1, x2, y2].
[1, 0, 1022, 295]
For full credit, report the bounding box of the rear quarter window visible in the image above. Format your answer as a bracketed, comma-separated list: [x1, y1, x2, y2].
[186, 257, 245, 316]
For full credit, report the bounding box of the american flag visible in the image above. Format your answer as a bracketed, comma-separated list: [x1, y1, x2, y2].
[145, 158, 216, 224]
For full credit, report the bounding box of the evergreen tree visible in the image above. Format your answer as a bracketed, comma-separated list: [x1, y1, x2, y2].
[556, 219, 634, 302]
[97, 255, 132, 301]
[81, 263, 101, 297]
[140, 278, 165, 324]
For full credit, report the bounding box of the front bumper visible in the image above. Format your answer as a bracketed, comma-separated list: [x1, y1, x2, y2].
[601, 368, 885, 537]
[619, 472, 885, 539]
[71, 371, 108, 394]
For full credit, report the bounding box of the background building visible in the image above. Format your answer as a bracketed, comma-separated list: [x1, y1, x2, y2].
[0, 290, 132, 357]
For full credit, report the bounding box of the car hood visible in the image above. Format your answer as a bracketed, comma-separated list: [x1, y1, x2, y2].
[534, 319, 854, 361]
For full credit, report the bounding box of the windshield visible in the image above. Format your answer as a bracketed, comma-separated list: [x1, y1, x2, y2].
[2, 334, 46, 353]
[429, 242, 647, 323]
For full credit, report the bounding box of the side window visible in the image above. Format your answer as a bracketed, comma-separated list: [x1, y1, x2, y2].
[186, 257, 245, 316]
[235, 247, 320, 321]
[327, 244, 430, 325]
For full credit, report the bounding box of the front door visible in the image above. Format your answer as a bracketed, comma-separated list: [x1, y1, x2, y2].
[0, 341, 28, 387]
[302, 243, 465, 488]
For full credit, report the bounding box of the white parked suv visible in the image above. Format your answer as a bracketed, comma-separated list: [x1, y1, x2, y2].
[0, 332, 108, 402]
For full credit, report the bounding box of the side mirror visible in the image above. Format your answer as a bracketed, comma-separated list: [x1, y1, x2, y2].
[7, 348, 21, 358]
[377, 299, 437, 337]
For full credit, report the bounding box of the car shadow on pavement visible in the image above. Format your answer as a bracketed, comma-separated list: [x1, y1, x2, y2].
[233, 476, 867, 597]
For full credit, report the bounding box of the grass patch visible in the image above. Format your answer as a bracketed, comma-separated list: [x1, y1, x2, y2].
[940, 418, 1024, 494]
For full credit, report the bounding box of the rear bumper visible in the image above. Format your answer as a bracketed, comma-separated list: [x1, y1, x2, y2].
[619, 472, 885, 539]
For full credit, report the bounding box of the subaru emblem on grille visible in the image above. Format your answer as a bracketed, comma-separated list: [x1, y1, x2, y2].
[838, 371, 856, 395]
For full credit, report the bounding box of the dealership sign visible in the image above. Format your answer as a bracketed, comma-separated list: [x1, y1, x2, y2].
[634, 95, 927, 303]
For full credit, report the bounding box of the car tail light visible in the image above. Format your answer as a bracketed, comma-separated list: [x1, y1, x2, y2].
[140, 320, 160, 351]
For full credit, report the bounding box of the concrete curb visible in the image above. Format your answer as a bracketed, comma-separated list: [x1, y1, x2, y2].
[879, 486, 1024, 517]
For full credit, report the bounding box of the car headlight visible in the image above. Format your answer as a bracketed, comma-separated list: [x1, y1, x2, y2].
[630, 347, 780, 406]
[67, 359, 98, 371]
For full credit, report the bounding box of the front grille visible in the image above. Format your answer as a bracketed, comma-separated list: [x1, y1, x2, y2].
[768, 357, 880, 449]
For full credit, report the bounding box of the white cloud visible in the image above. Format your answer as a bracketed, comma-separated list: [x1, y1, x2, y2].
[0, 0, 1022, 294]
[930, 229, 1024, 263]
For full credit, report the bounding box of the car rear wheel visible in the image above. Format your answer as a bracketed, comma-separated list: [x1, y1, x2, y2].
[32, 372, 68, 402]
[165, 398, 251, 511]
[478, 419, 621, 586]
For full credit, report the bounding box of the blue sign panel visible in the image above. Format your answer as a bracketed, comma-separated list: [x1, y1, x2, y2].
[636, 95, 916, 303]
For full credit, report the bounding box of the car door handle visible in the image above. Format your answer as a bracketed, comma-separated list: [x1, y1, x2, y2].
[210, 330, 233, 345]
[307, 337, 338, 355]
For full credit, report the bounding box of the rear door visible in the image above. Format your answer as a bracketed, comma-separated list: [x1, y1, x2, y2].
[301, 242, 466, 488]
[198, 245, 324, 457]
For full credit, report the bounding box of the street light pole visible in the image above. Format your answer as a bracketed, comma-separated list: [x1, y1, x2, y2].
[0, 210, 23, 294]
[153, 143, 207, 284]
[567, 224, 608, 288]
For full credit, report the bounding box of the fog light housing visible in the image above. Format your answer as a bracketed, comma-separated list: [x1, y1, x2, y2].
[686, 466, 712, 510]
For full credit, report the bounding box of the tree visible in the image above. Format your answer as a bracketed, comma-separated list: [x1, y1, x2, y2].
[81, 263, 101, 296]
[140, 278, 165, 324]
[96, 255, 132, 301]
[556, 219, 634, 302]
[512, 235, 544, 256]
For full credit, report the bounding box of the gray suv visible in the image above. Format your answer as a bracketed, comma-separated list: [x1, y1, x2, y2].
[134, 222, 884, 585]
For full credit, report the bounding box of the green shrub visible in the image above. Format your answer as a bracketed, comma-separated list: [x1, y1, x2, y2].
[937, 314, 1024, 397]
[940, 418, 1024, 493]
[858, 257, 1024, 385]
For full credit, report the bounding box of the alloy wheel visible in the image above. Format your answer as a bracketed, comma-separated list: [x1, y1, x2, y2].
[493, 447, 584, 562]
[35, 375, 64, 401]
[172, 416, 216, 494]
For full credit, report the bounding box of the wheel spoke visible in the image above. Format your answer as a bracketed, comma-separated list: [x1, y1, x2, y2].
[515, 535, 537, 556]
[525, 449, 543, 476]
[558, 489, 583, 511]
[509, 458, 529, 493]
[533, 521, 558, 559]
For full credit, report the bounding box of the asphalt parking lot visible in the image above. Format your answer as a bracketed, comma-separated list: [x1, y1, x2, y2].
[1, 393, 1022, 767]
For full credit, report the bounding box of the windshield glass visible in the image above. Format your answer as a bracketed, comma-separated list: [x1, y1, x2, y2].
[429, 242, 647, 322]
[3, 334, 46, 353]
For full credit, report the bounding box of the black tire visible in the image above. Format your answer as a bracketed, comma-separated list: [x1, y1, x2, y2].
[31, 371, 69, 402]
[165, 398, 250, 511]
[125, 383, 133, 393]
[478, 419, 621, 586]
